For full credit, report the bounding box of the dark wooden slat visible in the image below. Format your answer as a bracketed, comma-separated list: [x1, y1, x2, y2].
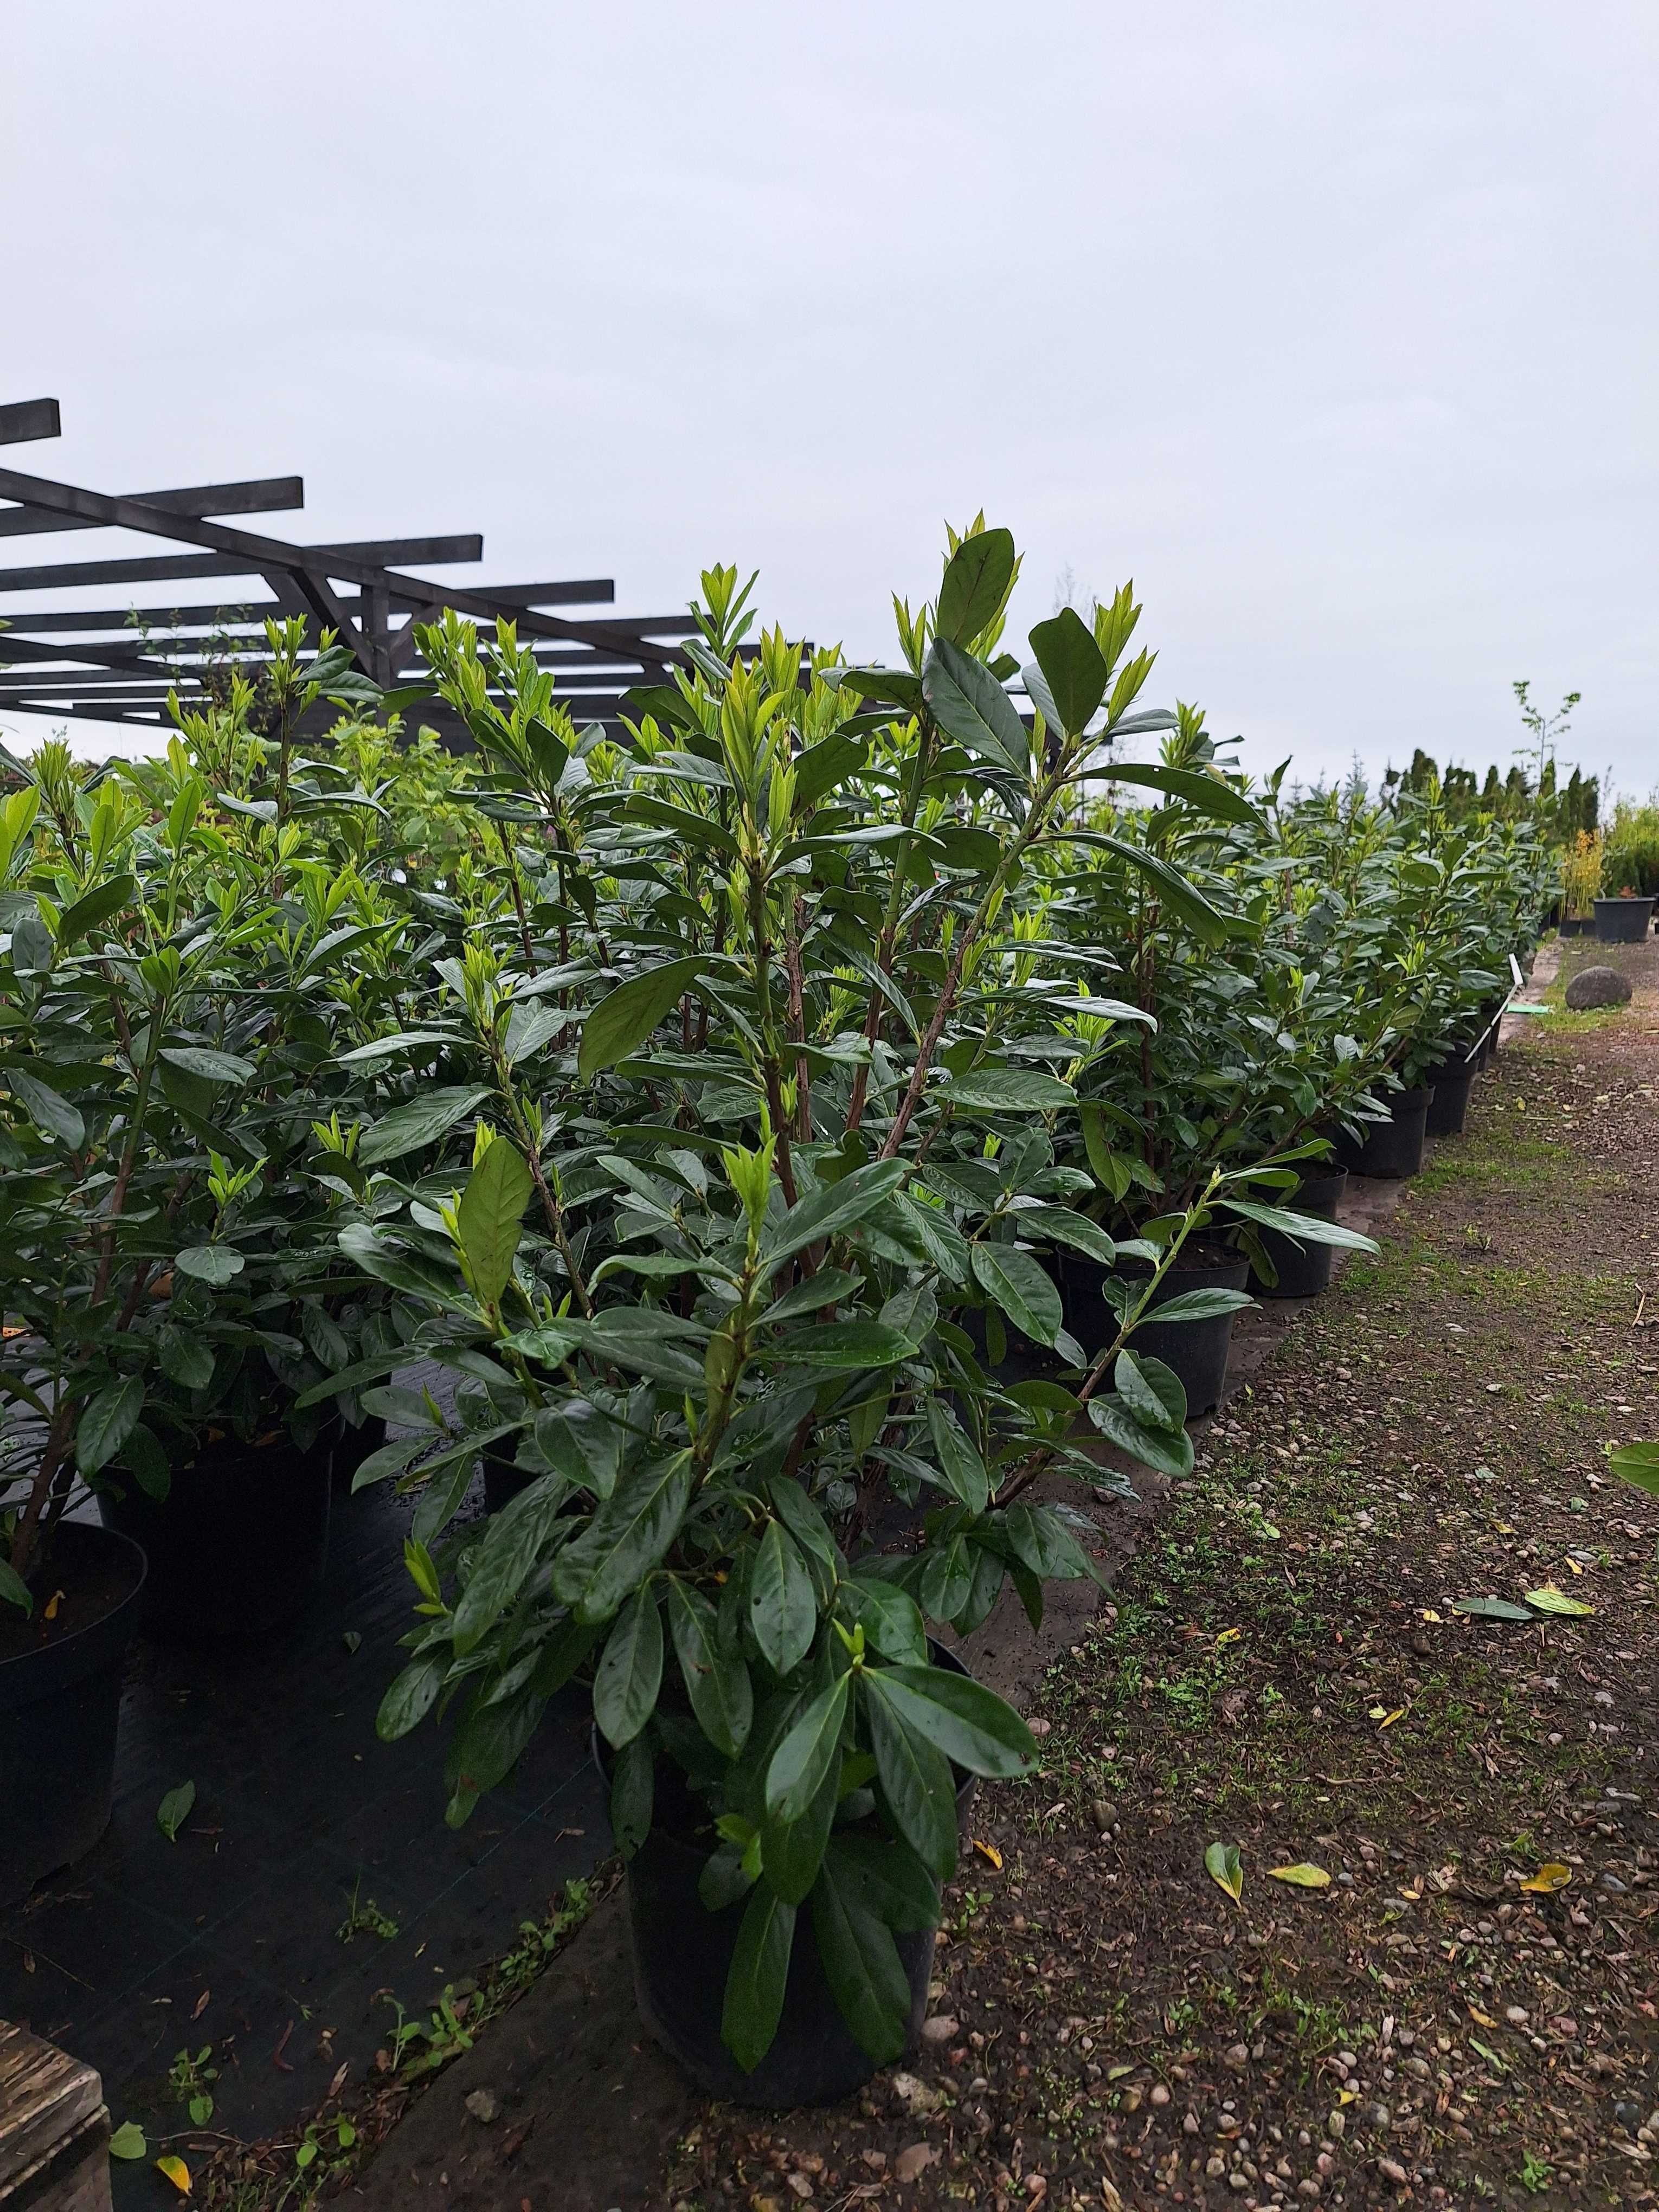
[0, 534, 486, 594]
[0, 474, 305, 539]
[0, 397, 61, 446]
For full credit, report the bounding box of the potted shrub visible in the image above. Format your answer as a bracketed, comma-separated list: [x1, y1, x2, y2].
[318, 535, 1356, 2095]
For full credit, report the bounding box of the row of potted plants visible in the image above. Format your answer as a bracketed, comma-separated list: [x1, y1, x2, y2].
[0, 528, 1554, 2089]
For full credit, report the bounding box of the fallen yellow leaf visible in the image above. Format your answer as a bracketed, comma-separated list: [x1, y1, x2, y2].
[1368, 1705, 1387, 1720]
[1419, 1609, 1442, 1623]
[42, 1590, 62, 1622]
[1214, 1626, 1243, 1649]
[155, 2155, 191, 2194]
[1493, 1521, 1516, 1536]
[1268, 1862, 1331, 1888]
[1336, 2087, 1357, 2105]
[1205, 1840, 1244, 1904]
[1565, 1558, 1583, 1576]
[1467, 2002, 1496, 2028]
[972, 1838, 1003, 1870]
[1518, 1862, 1572, 1895]
[1380, 1708, 1406, 1728]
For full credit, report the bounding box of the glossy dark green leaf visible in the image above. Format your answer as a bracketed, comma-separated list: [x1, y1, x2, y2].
[863, 1672, 959, 1881]
[593, 1586, 665, 1747]
[935, 526, 1016, 645]
[1147, 1287, 1255, 1323]
[173, 1243, 243, 1286]
[551, 1454, 693, 1624]
[668, 1578, 753, 1758]
[922, 639, 1028, 777]
[1217, 1197, 1379, 1251]
[770, 1321, 914, 1371]
[750, 1520, 818, 1676]
[358, 1085, 491, 1167]
[811, 1848, 911, 2062]
[840, 1577, 928, 1664]
[1114, 1349, 1186, 1433]
[1026, 608, 1109, 735]
[1019, 1205, 1117, 1264]
[1001, 1501, 1090, 1580]
[761, 1739, 841, 1905]
[863, 1663, 1036, 1778]
[721, 1885, 796, 2074]
[610, 1735, 655, 1858]
[578, 955, 708, 1079]
[1087, 1394, 1196, 1477]
[4, 1064, 85, 1148]
[760, 1158, 909, 1272]
[925, 1403, 989, 1516]
[1094, 760, 1264, 830]
[53, 873, 136, 949]
[940, 1069, 1076, 1114]
[972, 1243, 1063, 1348]
[377, 1653, 446, 1740]
[826, 1830, 940, 1933]
[76, 1374, 145, 1476]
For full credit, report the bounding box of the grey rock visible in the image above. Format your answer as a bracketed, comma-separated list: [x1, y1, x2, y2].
[1565, 964, 1632, 1010]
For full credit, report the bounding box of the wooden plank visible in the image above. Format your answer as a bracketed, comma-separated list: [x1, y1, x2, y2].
[0, 400, 60, 448]
[0, 2022, 108, 2201]
[0, 476, 305, 539]
[0, 536, 485, 594]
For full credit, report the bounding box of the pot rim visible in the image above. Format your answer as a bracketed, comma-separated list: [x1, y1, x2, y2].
[0, 1519, 147, 1708]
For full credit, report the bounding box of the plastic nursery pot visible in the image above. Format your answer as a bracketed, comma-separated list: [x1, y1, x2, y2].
[98, 1426, 331, 1643]
[1425, 1060, 1476, 1138]
[1059, 1243, 1249, 1418]
[1593, 895, 1655, 944]
[326, 1413, 388, 1494]
[613, 1645, 977, 2107]
[482, 1446, 534, 1515]
[1558, 916, 1593, 937]
[0, 1520, 146, 1906]
[1330, 1087, 1431, 1180]
[1245, 1167, 1348, 1301]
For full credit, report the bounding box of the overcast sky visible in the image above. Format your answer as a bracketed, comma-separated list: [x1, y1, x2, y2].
[5, 1, 1655, 794]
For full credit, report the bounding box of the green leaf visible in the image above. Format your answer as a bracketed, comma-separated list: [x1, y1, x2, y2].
[841, 1577, 928, 1664]
[811, 1847, 911, 2063]
[593, 1586, 665, 1746]
[156, 1780, 195, 1842]
[109, 2121, 148, 2160]
[0, 1559, 34, 1615]
[610, 1735, 654, 1858]
[921, 639, 1028, 777]
[863, 1673, 959, 1880]
[863, 1663, 1036, 1778]
[1114, 1350, 1186, 1434]
[159, 1045, 256, 1086]
[919, 1534, 973, 1621]
[1069, 831, 1230, 948]
[1001, 1502, 1091, 1581]
[1268, 1861, 1332, 1888]
[1217, 1197, 1378, 1251]
[377, 1654, 447, 1739]
[1086, 1396, 1195, 1478]
[760, 1158, 909, 1272]
[1449, 1594, 1534, 1623]
[770, 1321, 915, 1371]
[457, 1139, 533, 1307]
[451, 1482, 572, 1653]
[940, 1069, 1076, 1114]
[1205, 1839, 1244, 1904]
[1020, 1205, 1117, 1264]
[972, 1243, 1063, 1347]
[76, 1374, 145, 1476]
[1146, 1287, 1255, 1323]
[1609, 1441, 1659, 1495]
[750, 1520, 817, 1676]
[721, 1885, 796, 2075]
[551, 1454, 693, 1624]
[764, 1673, 850, 1823]
[1095, 761, 1264, 830]
[1026, 608, 1109, 734]
[158, 1328, 215, 1392]
[667, 1579, 753, 1758]
[1523, 1584, 1595, 1618]
[578, 955, 707, 1079]
[826, 1830, 941, 1933]
[935, 526, 1016, 645]
[925, 1403, 989, 1516]
[173, 1244, 243, 1286]
[4, 1063, 85, 1148]
[119, 1423, 170, 1501]
[358, 1085, 491, 1167]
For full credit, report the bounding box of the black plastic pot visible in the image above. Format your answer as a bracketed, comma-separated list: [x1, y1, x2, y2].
[1331, 1086, 1431, 1179]
[617, 1649, 976, 2106]
[0, 1520, 146, 1906]
[1558, 915, 1593, 937]
[1593, 896, 1654, 944]
[1245, 1168, 1348, 1300]
[98, 1428, 331, 1642]
[326, 1414, 387, 1493]
[482, 1447, 534, 1515]
[1059, 1245, 1249, 1417]
[1425, 1063, 1475, 1137]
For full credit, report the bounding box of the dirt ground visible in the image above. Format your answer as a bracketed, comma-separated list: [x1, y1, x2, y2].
[663, 939, 1659, 2212]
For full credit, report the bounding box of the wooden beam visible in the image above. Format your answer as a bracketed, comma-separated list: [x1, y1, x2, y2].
[0, 475, 305, 539]
[0, 536, 485, 595]
[0, 398, 61, 447]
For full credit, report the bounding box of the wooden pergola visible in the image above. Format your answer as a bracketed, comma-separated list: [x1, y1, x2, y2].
[0, 397, 698, 745]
